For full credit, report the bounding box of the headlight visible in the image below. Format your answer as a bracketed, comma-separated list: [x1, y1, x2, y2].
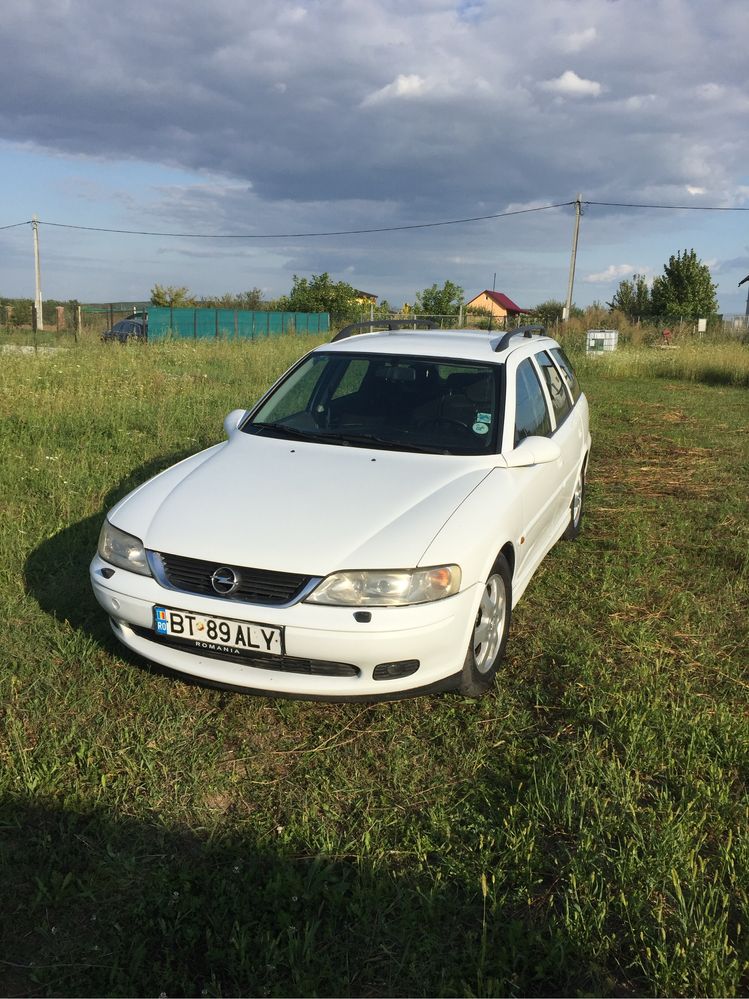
[98, 520, 151, 576]
[305, 565, 461, 606]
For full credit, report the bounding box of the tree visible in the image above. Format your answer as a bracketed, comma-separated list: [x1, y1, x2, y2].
[650, 249, 718, 318]
[280, 273, 360, 322]
[150, 284, 197, 307]
[414, 280, 464, 316]
[608, 273, 652, 317]
[531, 299, 566, 324]
[200, 289, 265, 310]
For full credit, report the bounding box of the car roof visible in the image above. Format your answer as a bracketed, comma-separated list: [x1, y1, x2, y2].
[319, 328, 559, 364]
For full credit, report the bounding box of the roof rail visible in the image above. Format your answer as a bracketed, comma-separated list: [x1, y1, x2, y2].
[331, 317, 441, 343]
[493, 324, 547, 352]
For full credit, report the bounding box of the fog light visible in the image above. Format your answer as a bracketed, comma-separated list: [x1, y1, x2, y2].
[373, 660, 420, 681]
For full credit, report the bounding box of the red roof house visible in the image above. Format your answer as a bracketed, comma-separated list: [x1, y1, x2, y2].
[465, 290, 527, 323]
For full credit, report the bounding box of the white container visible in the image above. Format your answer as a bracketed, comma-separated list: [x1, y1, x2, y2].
[586, 328, 618, 353]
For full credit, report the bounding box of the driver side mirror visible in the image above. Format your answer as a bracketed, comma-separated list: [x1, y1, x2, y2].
[505, 435, 561, 467]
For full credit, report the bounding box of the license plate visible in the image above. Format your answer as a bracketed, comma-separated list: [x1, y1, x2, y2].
[153, 605, 283, 656]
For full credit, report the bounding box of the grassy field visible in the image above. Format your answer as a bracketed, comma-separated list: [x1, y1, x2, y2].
[1, 336, 747, 997]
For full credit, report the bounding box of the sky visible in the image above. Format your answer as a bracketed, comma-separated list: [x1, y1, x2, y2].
[1, 0, 749, 313]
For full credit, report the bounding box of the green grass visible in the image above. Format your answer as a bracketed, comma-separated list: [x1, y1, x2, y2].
[575, 340, 749, 387]
[1, 337, 748, 997]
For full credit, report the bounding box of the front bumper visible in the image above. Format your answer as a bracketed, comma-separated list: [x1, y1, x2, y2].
[90, 555, 482, 699]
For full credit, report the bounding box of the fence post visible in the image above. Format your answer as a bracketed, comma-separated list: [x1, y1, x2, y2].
[266, 313, 270, 337]
[234, 310, 238, 339]
[193, 309, 197, 339]
[215, 309, 219, 339]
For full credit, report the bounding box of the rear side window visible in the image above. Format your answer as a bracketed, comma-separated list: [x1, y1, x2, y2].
[515, 358, 551, 445]
[536, 351, 573, 427]
[550, 347, 581, 403]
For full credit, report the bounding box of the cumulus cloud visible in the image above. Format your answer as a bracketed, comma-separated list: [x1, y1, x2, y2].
[539, 70, 602, 98]
[361, 74, 430, 106]
[561, 27, 597, 52]
[584, 264, 647, 284]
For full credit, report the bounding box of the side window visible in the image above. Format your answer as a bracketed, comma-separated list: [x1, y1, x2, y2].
[514, 358, 552, 445]
[536, 351, 572, 427]
[550, 347, 581, 403]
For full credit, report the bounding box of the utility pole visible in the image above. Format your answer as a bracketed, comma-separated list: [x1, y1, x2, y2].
[32, 215, 44, 331]
[563, 194, 582, 321]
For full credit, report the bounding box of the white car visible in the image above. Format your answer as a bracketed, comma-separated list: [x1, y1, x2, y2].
[90, 324, 590, 700]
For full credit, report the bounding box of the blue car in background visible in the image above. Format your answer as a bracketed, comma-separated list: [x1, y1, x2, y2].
[102, 314, 147, 343]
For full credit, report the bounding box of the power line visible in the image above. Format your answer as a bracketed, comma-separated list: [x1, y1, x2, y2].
[2, 198, 748, 239]
[27, 202, 573, 238]
[585, 200, 749, 212]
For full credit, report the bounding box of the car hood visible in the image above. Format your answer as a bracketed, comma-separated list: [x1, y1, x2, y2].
[109, 433, 493, 575]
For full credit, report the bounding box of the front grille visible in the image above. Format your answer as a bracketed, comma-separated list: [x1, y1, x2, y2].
[154, 551, 311, 605]
[132, 625, 359, 677]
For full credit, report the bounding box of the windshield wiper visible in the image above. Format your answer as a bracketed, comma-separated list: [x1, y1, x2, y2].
[315, 431, 443, 453]
[249, 421, 323, 441]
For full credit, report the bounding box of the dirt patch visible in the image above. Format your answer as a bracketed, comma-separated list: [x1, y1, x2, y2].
[595, 433, 716, 499]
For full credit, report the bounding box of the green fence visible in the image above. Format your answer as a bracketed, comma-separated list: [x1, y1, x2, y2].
[147, 307, 329, 340]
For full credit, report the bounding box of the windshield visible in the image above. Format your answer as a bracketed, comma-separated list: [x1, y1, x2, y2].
[244, 351, 503, 455]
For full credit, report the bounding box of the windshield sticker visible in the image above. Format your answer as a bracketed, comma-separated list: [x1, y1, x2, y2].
[472, 422, 489, 435]
[476, 412, 492, 423]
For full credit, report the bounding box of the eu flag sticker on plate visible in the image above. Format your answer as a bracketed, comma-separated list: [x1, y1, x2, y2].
[155, 607, 169, 633]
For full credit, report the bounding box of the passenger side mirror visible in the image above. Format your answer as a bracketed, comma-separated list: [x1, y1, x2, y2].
[505, 435, 561, 467]
[223, 409, 247, 438]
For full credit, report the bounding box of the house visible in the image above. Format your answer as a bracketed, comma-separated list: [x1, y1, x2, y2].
[354, 289, 378, 305]
[465, 290, 527, 325]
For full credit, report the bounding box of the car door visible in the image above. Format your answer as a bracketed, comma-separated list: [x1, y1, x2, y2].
[534, 350, 584, 529]
[509, 356, 564, 572]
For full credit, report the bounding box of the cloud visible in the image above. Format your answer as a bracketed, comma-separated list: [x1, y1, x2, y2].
[686, 185, 706, 195]
[539, 70, 602, 98]
[560, 27, 597, 53]
[584, 264, 648, 284]
[361, 74, 430, 106]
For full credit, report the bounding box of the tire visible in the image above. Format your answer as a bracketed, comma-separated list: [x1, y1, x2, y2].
[562, 464, 586, 541]
[458, 553, 512, 697]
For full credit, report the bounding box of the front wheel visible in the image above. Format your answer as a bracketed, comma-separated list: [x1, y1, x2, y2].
[458, 554, 512, 697]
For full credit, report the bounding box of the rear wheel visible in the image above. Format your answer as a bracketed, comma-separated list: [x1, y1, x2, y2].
[562, 465, 586, 540]
[458, 553, 512, 697]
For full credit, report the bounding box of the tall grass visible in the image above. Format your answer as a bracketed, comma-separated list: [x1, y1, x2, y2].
[570, 341, 749, 388]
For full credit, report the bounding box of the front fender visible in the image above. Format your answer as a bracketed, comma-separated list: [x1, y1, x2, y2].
[419, 467, 526, 591]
